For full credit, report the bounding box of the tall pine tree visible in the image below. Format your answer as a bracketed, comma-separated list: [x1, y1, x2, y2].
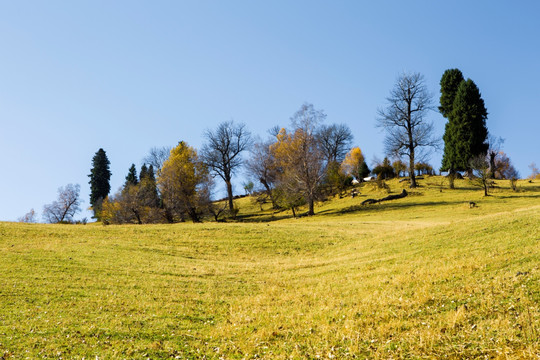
[125, 164, 139, 187]
[138, 163, 160, 208]
[139, 164, 149, 181]
[441, 79, 488, 178]
[88, 148, 112, 218]
[439, 69, 464, 118]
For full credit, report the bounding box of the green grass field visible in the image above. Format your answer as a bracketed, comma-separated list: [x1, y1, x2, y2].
[1, 177, 539, 359]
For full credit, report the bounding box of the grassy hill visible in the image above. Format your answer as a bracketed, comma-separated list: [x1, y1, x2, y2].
[1, 177, 539, 359]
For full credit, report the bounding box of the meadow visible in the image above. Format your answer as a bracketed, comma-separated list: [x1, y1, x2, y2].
[1, 177, 539, 359]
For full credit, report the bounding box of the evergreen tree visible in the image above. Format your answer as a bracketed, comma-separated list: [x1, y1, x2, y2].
[125, 164, 139, 187]
[147, 165, 156, 180]
[358, 160, 371, 180]
[88, 148, 111, 218]
[140, 164, 160, 208]
[439, 69, 464, 118]
[372, 157, 395, 179]
[441, 79, 488, 176]
[140, 164, 149, 181]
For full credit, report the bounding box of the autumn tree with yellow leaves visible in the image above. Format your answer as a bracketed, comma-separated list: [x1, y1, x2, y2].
[341, 147, 370, 181]
[158, 141, 212, 223]
[271, 103, 326, 216]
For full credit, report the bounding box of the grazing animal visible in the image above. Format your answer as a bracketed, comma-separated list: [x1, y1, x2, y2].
[469, 201, 476, 208]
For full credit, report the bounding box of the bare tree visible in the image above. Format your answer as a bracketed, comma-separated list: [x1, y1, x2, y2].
[143, 146, 172, 174]
[42, 184, 81, 223]
[18, 209, 37, 223]
[529, 162, 539, 179]
[273, 103, 326, 216]
[201, 121, 251, 213]
[487, 135, 504, 179]
[318, 123, 353, 163]
[377, 73, 438, 188]
[469, 155, 492, 196]
[246, 138, 279, 209]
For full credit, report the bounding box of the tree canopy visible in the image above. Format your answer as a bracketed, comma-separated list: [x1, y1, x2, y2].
[202, 121, 251, 214]
[439, 69, 465, 118]
[377, 72, 437, 188]
[88, 148, 111, 219]
[441, 78, 488, 175]
[159, 141, 212, 223]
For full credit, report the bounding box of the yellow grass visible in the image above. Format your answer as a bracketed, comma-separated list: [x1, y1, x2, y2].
[1, 177, 539, 359]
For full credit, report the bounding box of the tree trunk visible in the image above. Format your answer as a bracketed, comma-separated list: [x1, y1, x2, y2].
[132, 209, 142, 225]
[225, 178, 234, 212]
[407, 92, 417, 189]
[409, 152, 417, 188]
[448, 171, 455, 189]
[489, 151, 496, 179]
[188, 207, 201, 223]
[308, 197, 315, 216]
[260, 178, 277, 209]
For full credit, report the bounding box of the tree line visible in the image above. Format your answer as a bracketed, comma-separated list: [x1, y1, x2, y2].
[22, 68, 531, 224]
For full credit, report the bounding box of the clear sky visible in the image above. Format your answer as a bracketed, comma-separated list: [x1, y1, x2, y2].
[1, 1, 539, 222]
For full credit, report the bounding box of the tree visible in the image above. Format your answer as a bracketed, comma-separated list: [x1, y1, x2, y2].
[414, 162, 434, 175]
[139, 164, 160, 207]
[487, 135, 504, 179]
[246, 139, 279, 209]
[324, 160, 351, 198]
[377, 73, 437, 188]
[358, 160, 371, 180]
[392, 159, 407, 178]
[100, 163, 162, 225]
[341, 147, 370, 181]
[502, 161, 520, 191]
[529, 162, 540, 180]
[202, 121, 251, 214]
[372, 157, 395, 180]
[125, 164, 139, 187]
[271, 104, 327, 216]
[439, 69, 465, 118]
[144, 146, 172, 175]
[18, 209, 37, 223]
[88, 148, 111, 219]
[43, 184, 81, 223]
[441, 78, 488, 182]
[469, 155, 491, 196]
[318, 123, 353, 163]
[243, 181, 254, 195]
[139, 164, 149, 181]
[100, 183, 163, 225]
[159, 141, 212, 223]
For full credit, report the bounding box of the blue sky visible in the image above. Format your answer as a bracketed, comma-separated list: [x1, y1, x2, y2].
[0, 1, 538, 222]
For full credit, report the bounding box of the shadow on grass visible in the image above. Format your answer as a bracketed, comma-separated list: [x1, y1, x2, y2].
[233, 186, 540, 223]
[494, 193, 540, 200]
[235, 211, 294, 223]
[317, 199, 469, 216]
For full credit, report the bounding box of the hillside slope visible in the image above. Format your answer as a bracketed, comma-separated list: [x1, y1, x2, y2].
[1, 178, 539, 358]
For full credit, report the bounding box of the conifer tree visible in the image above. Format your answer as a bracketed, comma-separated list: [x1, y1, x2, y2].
[88, 148, 111, 218]
[441, 79, 488, 179]
[439, 69, 464, 118]
[140, 164, 149, 181]
[147, 165, 156, 180]
[358, 160, 371, 180]
[139, 164, 160, 208]
[125, 164, 139, 187]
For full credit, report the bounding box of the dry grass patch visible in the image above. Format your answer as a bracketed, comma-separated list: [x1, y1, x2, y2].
[0, 178, 539, 358]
